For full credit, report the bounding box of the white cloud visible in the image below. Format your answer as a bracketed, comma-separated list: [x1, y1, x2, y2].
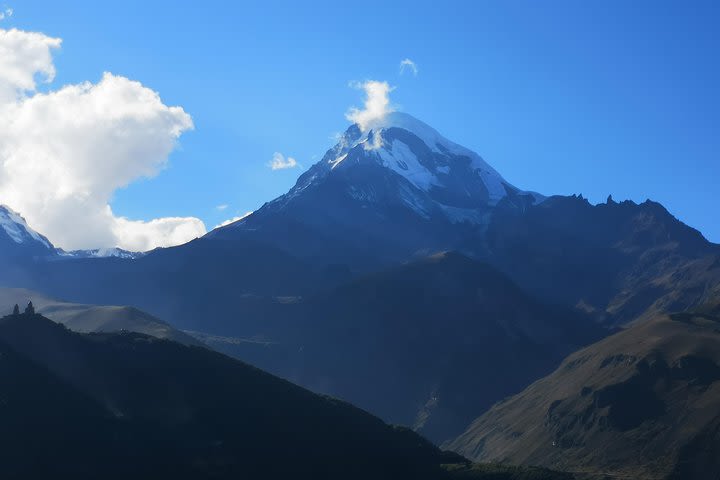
[113, 214, 205, 252]
[363, 131, 384, 151]
[399, 58, 418, 76]
[345, 80, 394, 131]
[0, 28, 60, 102]
[0, 8, 12, 21]
[0, 27, 205, 251]
[216, 204, 229, 211]
[268, 152, 298, 170]
[214, 211, 253, 229]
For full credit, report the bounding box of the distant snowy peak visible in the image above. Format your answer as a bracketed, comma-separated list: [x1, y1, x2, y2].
[0, 205, 143, 259]
[59, 248, 145, 260]
[0, 206, 54, 250]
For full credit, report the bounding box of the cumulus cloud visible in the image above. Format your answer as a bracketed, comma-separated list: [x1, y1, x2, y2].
[214, 211, 253, 229]
[0, 28, 61, 102]
[113, 214, 206, 252]
[0, 7, 12, 21]
[399, 58, 418, 76]
[268, 152, 298, 170]
[345, 80, 394, 131]
[0, 27, 205, 251]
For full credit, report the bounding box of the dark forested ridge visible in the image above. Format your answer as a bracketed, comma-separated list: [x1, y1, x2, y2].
[0, 309, 573, 480]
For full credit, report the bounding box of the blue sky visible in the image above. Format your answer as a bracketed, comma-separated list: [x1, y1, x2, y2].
[5, 0, 720, 242]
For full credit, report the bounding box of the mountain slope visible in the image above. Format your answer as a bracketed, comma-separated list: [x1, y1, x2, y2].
[0, 287, 201, 346]
[447, 308, 720, 479]
[0, 310, 448, 479]
[479, 194, 720, 325]
[199, 253, 604, 444]
[0, 310, 571, 480]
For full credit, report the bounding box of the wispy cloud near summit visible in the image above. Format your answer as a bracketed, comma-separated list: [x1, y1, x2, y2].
[345, 80, 395, 132]
[268, 152, 298, 170]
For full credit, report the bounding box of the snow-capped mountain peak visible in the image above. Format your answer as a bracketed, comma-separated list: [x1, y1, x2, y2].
[217, 112, 542, 236]
[297, 112, 540, 210]
[0, 205, 53, 249]
[321, 113, 520, 203]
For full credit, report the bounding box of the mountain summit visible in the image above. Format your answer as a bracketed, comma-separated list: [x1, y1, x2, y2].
[213, 113, 541, 267]
[294, 112, 536, 213]
[253, 112, 539, 224]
